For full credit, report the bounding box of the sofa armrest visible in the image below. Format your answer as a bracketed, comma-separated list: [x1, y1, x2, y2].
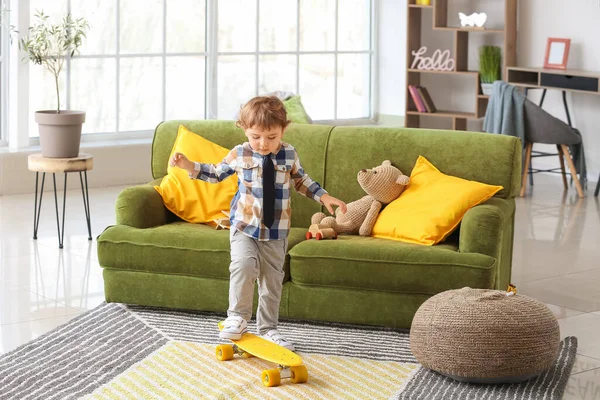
[459, 197, 514, 256]
[116, 178, 173, 228]
[459, 197, 516, 289]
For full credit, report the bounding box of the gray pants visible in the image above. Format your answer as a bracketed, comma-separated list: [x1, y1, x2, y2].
[228, 228, 288, 335]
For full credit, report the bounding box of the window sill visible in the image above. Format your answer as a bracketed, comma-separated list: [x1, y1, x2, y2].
[0, 137, 153, 155]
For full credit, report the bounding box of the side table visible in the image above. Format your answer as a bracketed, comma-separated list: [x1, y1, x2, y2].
[27, 153, 93, 248]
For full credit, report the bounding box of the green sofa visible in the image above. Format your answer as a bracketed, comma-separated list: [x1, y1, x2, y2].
[97, 120, 521, 329]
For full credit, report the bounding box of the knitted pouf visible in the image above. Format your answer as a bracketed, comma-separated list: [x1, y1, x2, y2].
[410, 287, 560, 383]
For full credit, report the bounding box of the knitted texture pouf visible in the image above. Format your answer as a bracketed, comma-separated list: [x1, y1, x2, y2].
[410, 287, 560, 383]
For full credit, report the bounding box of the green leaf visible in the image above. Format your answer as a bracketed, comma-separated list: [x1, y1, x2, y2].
[5, 9, 91, 112]
[479, 46, 502, 84]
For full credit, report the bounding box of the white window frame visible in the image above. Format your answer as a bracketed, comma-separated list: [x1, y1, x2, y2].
[0, 0, 9, 146]
[7, 0, 29, 150]
[212, 0, 377, 124]
[4, 0, 377, 149]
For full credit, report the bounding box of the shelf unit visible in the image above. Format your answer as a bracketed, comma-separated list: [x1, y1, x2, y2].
[405, 0, 517, 130]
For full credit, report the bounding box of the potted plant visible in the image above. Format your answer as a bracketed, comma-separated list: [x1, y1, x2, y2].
[479, 45, 502, 96]
[17, 10, 90, 157]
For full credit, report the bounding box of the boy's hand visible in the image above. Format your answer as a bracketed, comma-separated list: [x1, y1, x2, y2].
[170, 152, 194, 174]
[321, 194, 347, 215]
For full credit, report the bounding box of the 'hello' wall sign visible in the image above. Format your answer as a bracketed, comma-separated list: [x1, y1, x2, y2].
[410, 46, 455, 71]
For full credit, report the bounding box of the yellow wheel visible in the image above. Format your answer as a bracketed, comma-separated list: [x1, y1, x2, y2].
[290, 365, 309, 384]
[240, 351, 254, 359]
[261, 369, 281, 387]
[215, 344, 234, 361]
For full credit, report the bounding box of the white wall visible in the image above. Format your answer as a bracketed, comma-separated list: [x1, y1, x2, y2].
[0, 141, 152, 196]
[518, 0, 600, 182]
[377, 0, 600, 183]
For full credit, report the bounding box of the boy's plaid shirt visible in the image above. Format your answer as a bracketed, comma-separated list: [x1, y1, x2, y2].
[193, 142, 327, 241]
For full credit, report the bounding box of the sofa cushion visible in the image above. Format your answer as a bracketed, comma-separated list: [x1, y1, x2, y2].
[152, 120, 334, 227]
[154, 125, 238, 225]
[288, 235, 497, 293]
[372, 156, 503, 245]
[98, 223, 308, 282]
[323, 127, 521, 202]
[283, 95, 311, 124]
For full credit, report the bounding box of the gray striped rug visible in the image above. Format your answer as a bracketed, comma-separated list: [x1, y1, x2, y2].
[395, 337, 577, 400]
[0, 302, 576, 399]
[0, 303, 168, 400]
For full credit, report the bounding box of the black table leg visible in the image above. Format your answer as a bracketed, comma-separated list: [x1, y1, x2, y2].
[562, 91, 572, 127]
[529, 158, 534, 186]
[52, 173, 68, 249]
[528, 89, 549, 187]
[539, 89, 547, 108]
[33, 172, 46, 240]
[561, 90, 588, 190]
[33, 168, 92, 247]
[80, 171, 92, 240]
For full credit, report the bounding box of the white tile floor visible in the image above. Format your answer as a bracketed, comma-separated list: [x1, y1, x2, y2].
[0, 174, 599, 399]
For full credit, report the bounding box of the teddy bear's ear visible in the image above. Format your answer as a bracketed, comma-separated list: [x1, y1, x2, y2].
[382, 160, 392, 166]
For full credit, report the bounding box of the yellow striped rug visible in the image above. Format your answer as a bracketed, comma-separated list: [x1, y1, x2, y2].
[83, 341, 420, 399]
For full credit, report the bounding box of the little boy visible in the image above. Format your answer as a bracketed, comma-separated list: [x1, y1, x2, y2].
[170, 96, 346, 351]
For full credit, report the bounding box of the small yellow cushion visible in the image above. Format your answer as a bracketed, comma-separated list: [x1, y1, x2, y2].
[371, 155, 503, 245]
[154, 125, 238, 225]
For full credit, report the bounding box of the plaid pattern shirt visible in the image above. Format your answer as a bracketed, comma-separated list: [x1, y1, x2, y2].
[193, 142, 327, 241]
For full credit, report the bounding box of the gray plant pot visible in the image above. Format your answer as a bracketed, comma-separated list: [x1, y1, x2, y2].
[35, 110, 85, 158]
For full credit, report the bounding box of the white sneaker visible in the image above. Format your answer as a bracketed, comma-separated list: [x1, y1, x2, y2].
[219, 316, 248, 340]
[261, 329, 296, 352]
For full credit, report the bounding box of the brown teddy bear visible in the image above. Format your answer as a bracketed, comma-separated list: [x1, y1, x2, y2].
[311, 160, 410, 236]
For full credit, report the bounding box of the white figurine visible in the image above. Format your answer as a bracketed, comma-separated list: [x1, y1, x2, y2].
[458, 12, 487, 28]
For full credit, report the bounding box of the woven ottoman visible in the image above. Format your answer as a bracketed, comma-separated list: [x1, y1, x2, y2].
[410, 287, 560, 383]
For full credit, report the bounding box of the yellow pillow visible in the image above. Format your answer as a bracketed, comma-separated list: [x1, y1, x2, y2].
[154, 125, 238, 225]
[371, 155, 502, 245]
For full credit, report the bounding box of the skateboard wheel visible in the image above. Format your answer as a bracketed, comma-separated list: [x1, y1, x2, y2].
[290, 365, 308, 384]
[305, 232, 312, 240]
[261, 369, 281, 387]
[316, 232, 323, 240]
[240, 351, 254, 359]
[216, 344, 234, 361]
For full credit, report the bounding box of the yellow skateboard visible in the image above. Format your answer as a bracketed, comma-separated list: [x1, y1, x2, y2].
[216, 321, 309, 387]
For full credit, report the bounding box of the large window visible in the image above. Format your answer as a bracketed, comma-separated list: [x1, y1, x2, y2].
[20, 0, 373, 140]
[28, 0, 206, 137]
[217, 0, 372, 121]
[0, 0, 8, 145]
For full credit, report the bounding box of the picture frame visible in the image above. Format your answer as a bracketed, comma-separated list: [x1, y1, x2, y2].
[544, 38, 571, 70]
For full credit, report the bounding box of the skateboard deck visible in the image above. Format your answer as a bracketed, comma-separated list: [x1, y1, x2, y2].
[216, 321, 308, 387]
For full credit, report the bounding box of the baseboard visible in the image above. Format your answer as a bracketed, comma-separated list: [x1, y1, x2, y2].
[376, 114, 405, 127]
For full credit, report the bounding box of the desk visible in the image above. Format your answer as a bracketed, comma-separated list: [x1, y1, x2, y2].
[28, 153, 93, 248]
[507, 66, 600, 196]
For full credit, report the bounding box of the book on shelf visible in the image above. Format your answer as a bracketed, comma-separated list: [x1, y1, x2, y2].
[415, 87, 432, 113]
[417, 86, 437, 113]
[408, 85, 437, 113]
[408, 85, 427, 113]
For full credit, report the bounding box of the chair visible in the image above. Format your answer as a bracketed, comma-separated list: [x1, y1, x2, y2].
[520, 99, 584, 198]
